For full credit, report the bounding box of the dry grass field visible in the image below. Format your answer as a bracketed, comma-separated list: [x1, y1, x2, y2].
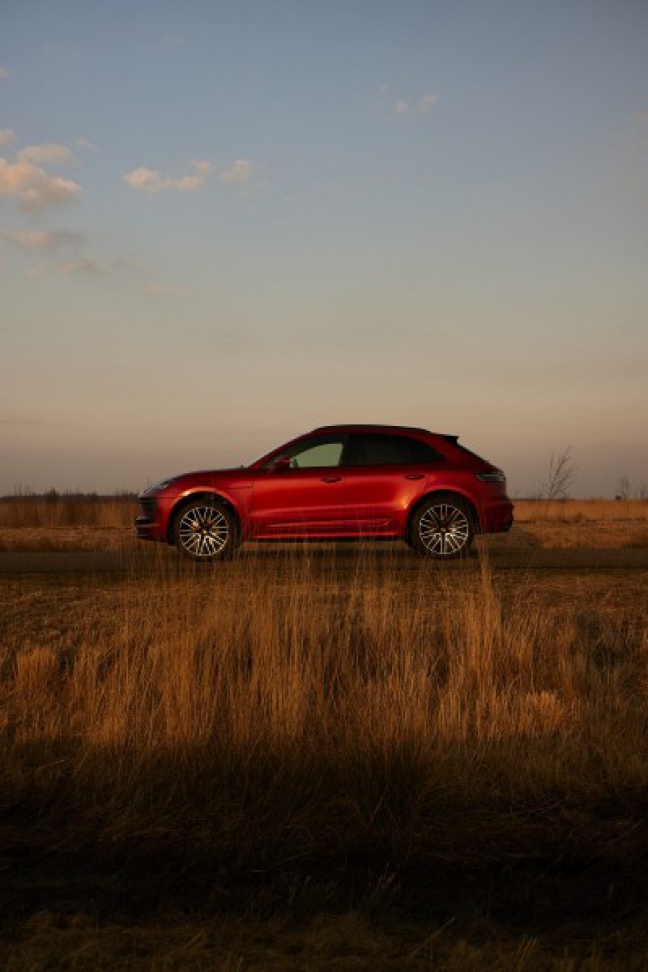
[1, 496, 647, 553]
[1, 498, 648, 969]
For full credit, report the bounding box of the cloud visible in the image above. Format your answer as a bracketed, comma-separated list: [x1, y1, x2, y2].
[191, 159, 212, 175]
[1, 229, 85, 252]
[219, 158, 254, 186]
[0, 141, 82, 211]
[122, 165, 205, 194]
[123, 157, 256, 194]
[0, 68, 9, 80]
[146, 281, 184, 300]
[58, 257, 104, 275]
[75, 137, 97, 152]
[376, 86, 439, 117]
[419, 94, 439, 113]
[18, 143, 77, 165]
[0, 129, 16, 147]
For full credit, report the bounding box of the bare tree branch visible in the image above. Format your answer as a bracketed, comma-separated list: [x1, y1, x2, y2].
[538, 448, 577, 502]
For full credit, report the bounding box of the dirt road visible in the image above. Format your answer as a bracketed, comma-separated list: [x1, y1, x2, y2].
[1, 544, 648, 574]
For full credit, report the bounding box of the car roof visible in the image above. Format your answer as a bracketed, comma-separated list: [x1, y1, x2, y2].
[311, 424, 457, 440]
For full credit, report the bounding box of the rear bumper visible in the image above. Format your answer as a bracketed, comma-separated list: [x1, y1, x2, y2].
[479, 498, 514, 534]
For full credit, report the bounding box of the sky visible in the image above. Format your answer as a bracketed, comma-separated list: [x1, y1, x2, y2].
[1, 0, 647, 498]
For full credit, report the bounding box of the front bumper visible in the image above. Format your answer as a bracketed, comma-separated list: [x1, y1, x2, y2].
[135, 517, 162, 541]
[135, 497, 166, 542]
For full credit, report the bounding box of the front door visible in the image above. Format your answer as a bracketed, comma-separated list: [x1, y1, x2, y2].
[250, 435, 347, 537]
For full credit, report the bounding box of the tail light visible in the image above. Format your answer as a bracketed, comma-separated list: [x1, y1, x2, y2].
[475, 470, 506, 484]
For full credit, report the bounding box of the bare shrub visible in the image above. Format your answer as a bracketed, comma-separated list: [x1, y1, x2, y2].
[537, 448, 577, 511]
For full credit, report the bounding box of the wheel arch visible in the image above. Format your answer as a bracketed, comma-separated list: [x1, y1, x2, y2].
[407, 489, 481, 541]
[167, 491, 242, 544]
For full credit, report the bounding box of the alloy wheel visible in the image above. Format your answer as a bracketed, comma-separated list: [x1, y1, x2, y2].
[417, 502, 471, 557]
[177, 504, 229, 558]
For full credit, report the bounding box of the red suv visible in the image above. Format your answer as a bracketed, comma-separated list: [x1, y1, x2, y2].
[136, 425, 513, 561]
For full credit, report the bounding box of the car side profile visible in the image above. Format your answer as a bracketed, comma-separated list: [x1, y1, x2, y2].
[136, 425, 513, 561]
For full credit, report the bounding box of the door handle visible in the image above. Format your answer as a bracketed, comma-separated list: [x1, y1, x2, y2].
[321, 476, 342, 483]
[404, 473, 425, 480]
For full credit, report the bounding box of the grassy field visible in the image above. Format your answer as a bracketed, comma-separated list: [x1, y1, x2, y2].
[1, 500, 648, 968]
[1, 496, 648, 553]
[2, 494, 648, 528]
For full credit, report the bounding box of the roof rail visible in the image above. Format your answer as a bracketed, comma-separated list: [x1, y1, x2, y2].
[311, 423, 432, 434]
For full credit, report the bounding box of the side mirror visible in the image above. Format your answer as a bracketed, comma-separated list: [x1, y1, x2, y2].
[272, 455, 293, 472]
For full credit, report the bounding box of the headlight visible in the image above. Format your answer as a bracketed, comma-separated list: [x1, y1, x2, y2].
[143, 478, 176, 494]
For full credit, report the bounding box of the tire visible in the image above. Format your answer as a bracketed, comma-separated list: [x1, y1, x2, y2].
[409, 494, 474, 559]
[172, 498, 238, 562]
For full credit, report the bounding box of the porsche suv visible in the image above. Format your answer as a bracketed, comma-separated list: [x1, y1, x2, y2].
[136, 424, 513, 561]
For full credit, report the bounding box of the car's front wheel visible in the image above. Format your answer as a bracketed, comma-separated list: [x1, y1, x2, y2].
[409, 494, 474, 559]
[172, 499, 239, 562]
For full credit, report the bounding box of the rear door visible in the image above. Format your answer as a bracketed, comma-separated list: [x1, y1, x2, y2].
[343, 433, 444, 535]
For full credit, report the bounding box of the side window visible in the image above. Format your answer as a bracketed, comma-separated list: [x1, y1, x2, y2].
[290, 440, 345, 468]
[262, 436, 346, 469]
[347, 434, 444, 466]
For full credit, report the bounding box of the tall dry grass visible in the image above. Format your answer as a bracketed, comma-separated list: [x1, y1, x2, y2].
[2, 495, 647, 532]
[515, 498, 648, 522]
[0, 493, 648, 530]
[2, 549, 646, 875]
[0, 493, 137, 529]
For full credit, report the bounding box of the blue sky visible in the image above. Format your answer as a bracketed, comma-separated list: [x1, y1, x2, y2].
[1, 0, 647, 496]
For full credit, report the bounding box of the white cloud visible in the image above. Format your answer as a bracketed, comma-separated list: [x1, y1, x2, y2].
[219, 158, 254, 186]
[419, 94, 439, 113]
[191, 159, 212, 175]
[0, 139, 82, 211]
[75, 137, 97, 152]
[18, 143, 77, 166]
[122, 165, 205, 194]
[146, 281, 184, 300]
[58, 257, 104, 275]
[377, 86, 440, 117]
[1, 229, 85, 252]
[0, 129, 16, 147]
[0, 68, 9, 80]
[123, 157, 256, 194]
[0, 158, 82, 211]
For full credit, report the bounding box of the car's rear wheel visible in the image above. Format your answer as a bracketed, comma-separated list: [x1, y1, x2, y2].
[173, 499, 238, 562]
[409, 494, 474, 559]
